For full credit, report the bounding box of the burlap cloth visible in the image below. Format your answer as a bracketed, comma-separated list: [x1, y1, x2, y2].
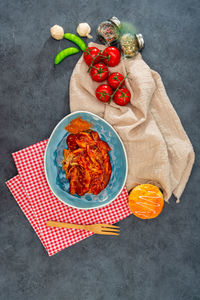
[70, 43, 195, 202]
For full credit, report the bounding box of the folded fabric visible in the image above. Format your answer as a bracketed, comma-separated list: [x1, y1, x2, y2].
[70, 43, 195, 202]
[6, 140, 131, 256]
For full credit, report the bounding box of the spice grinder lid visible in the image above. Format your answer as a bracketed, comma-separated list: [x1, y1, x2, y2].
[109, 16, 121, 28]
[136, 33, 144, 49]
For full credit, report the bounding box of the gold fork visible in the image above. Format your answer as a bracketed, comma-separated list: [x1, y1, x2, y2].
[46, 221, 120, 236]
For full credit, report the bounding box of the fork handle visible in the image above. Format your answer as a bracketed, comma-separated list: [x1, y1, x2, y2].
[46, 221, 87, 231]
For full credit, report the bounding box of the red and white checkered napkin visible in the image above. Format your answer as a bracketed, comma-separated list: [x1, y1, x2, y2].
[6, 140, 131, 256]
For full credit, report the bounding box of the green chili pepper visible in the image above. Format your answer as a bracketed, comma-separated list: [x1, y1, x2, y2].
[64, 33, 87, 51]
[54, 47, 79, 65]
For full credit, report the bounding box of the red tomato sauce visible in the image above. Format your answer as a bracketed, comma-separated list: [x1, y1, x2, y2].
[62, 130, 112, 196]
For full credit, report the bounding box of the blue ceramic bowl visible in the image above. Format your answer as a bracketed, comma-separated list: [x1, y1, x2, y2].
[44, 111, 128, 209]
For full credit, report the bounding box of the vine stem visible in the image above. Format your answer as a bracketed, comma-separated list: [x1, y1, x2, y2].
[90, 66, 100, 72]
[108, 72, 130, 103]
[83, 49, 110, 73]
[87, 52, 101, 72]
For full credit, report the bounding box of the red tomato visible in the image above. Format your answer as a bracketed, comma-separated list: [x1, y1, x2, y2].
[108, 72, 125, 89]
[90, 62, 109, 82]
[102, 47, 121, 67]
[113, 88, 131, 106]
[83, 47, 101, 66]
[96, 84, 113, 103]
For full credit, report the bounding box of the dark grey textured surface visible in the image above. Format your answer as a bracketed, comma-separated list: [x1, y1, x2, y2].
[0, 0, 200, 299]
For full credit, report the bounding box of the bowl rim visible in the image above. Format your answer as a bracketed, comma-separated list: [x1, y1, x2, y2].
[44, 111, 128, 210]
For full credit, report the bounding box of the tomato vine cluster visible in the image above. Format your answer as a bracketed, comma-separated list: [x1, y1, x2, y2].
[83, 46, 131, 106]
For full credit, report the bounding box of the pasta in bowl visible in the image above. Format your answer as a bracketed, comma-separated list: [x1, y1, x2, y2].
[44, 111, 128, 209]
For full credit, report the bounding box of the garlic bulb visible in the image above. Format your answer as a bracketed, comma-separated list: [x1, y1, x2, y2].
[50, 25, 64, 40]
[77, 23, 93, 39]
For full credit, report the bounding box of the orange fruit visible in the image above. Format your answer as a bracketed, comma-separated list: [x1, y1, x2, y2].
[129, 184, 164, 219]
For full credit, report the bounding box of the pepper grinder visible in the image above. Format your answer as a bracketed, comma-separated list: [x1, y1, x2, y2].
[120, 33, 144, 58]
[97, 16, 121, 46]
